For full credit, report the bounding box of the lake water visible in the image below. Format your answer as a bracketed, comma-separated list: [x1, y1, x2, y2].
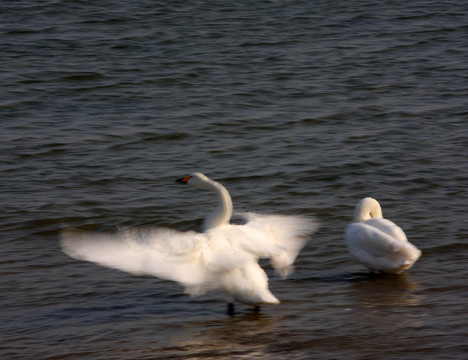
[1, 1, 468, 359]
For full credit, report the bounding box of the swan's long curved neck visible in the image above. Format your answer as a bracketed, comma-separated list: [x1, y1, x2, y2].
[202, 180, 233, 231]
[354, 197, 383, 222]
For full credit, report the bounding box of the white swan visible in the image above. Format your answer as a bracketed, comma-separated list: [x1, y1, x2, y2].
[345, 197, 421, 274]
[60, 172, 317, 314]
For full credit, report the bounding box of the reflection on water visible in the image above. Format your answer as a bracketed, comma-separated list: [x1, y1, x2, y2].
[153, 273, 427, 359]
[348, 273, 425, 331]
[351, 272, 421, 305]
[163, 312, 281, 358]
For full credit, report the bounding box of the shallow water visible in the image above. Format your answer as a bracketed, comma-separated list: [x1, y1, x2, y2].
[1, 1, 468, 359]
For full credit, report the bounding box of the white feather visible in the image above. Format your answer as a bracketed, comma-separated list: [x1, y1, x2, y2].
[345, 197, 421, 274]
[61, 173, 317, 306]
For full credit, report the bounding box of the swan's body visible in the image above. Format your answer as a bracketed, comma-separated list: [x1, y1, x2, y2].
[345, 197, 421, 274]
[61, 173, 317, 313]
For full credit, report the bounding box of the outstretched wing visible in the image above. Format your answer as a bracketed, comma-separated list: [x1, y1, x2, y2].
[232, 212, 318, 277]
[61, 214, 317, 294]
[60, 227, 215, 296]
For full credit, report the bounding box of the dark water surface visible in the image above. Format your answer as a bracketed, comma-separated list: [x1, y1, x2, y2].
[2, 1, 468, 359]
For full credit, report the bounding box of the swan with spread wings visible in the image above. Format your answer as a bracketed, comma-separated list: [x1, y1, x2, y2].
[61, 172, 317, 315]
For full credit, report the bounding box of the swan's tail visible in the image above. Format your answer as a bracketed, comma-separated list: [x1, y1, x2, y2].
[258, 291, 280, 305]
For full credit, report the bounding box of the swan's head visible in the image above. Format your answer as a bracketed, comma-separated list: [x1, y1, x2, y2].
[353, 197, 383, 222]
[176, 172, 212, 188]
[176, 172, 233, 231]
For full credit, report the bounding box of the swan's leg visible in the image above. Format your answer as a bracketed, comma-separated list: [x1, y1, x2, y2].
[254, 305, 260, 313]
[227, 303, 235, 316]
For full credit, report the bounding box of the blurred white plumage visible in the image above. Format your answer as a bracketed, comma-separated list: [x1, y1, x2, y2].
[345, 197, 421, 274]
[61, 172, 317, 313]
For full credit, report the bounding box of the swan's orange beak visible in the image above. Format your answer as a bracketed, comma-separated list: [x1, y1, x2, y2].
[176, 175, 191, 184]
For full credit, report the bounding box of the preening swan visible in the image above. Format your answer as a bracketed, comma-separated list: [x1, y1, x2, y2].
[345, 197, 421, 274]
[60, 172, 317, 315]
